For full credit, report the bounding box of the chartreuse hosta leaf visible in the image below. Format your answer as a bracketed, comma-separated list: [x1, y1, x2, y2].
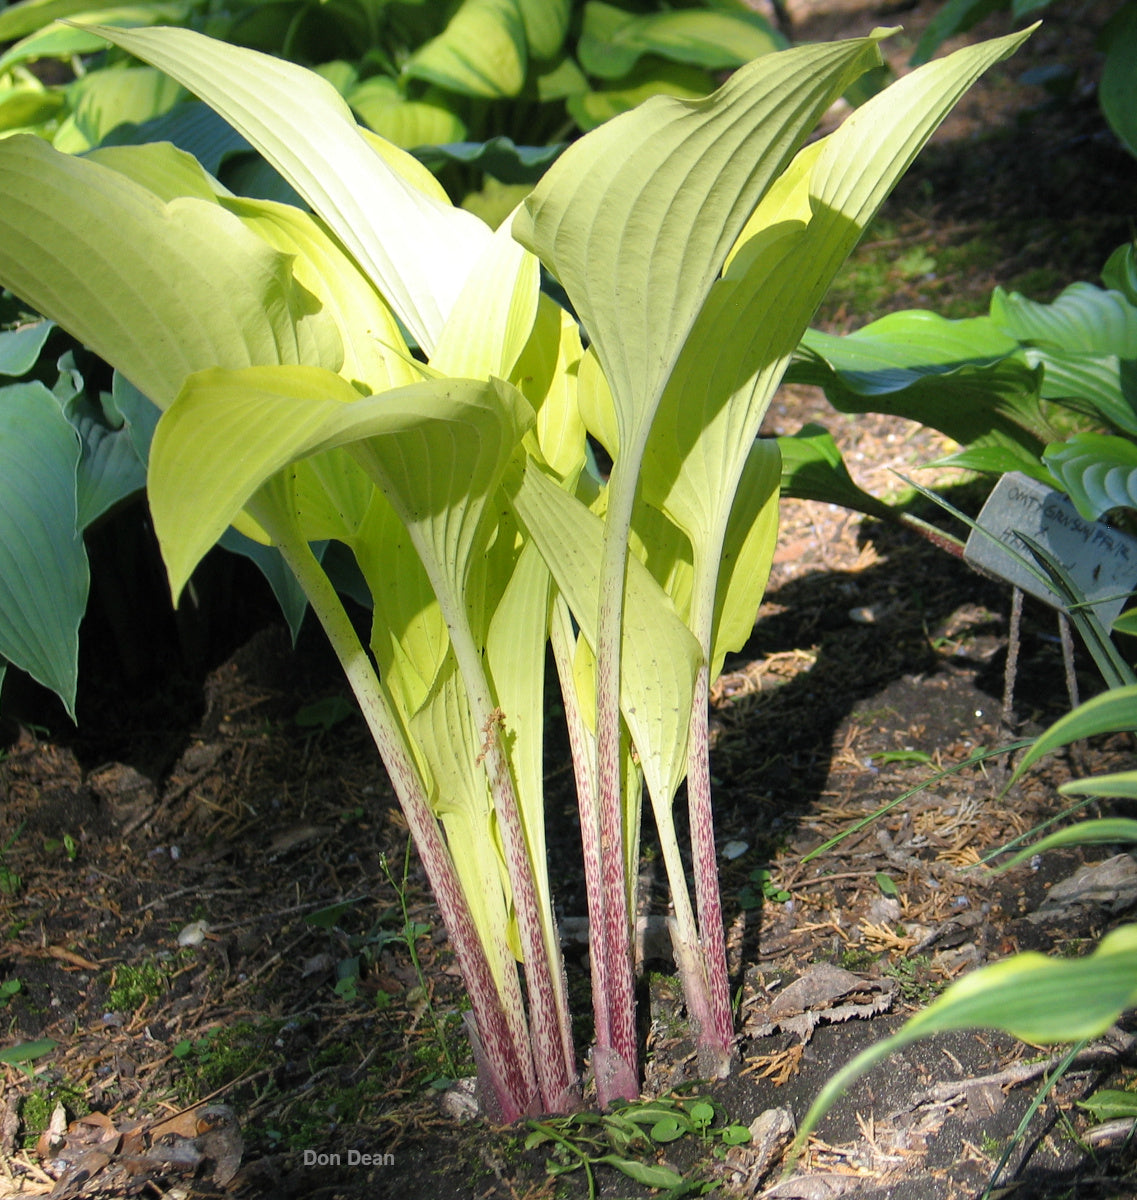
[148, 367, 529, 600]
[513, 33, 888, 455]
[405, 0, 527, 98]
[0, 4, 186, 73]
[793, 923, 1137, 1162]
[429, 215, 540, 381]
[518, 0, 570, 60]
[646, 24, 1038, 641]
[515, 37, 896, 1093]
[151, 364, 577, 1109]
[577, 1, 783, 79]
[86, 23, 493, 354]
[0, 136, 336, 410]
[513, 296, 588, 480]
[0, 383, 86, 718]
[54, 64, 184, 153]
[345, 77, 467, 149]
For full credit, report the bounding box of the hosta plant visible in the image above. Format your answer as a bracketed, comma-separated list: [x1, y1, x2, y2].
[779, 240, 1137, 589]
[0, 0, 784, 167]
[0, 21, 1031, 1118]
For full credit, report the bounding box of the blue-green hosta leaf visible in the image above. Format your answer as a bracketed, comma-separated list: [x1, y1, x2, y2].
[412, 137, 566, 185]
[404, 0, 527, 98]
[795, 923, 1137, 1156]
[777, 424, 902, 519]
[515, 34, 888, 463]
[798, 310, 1020, 393]
[1026, 349, 1137, 437]
[792, 324, 1050, 455]
[0, 319, 53, 377]
[65, 393, 146, 529]
[217, 527, 316, 643]
[346, 77, 466, 148]
[109, 370, 158, 466]
[98, 100, 250, 175]
[0, 136, 338, 409]
[577, 1, 784, 79]
[88, 24, 493, 355]
[0, 382, 86, 716]
[1044, 433, 1137, 519]
[992, 282, 1137, 357]
[53, 65, 184, 153]
[1011, 683, 1137, 781]
[1100, 0, 1137, 159]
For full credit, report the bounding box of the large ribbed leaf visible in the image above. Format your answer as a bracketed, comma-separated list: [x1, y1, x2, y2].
[643, 25, 1036, 656]
[1099, 0, 1137, 158]
[513, 34, 887, 451]
[405, 0, 527, 98]
[1044, 432, 1137, 519]
[0, 136, 332, 409]
[88, 24, 492, 354]
[792, 317, 1050, 453]
[992, 282, 1137, 356]
[577, 1, 783, 78]
[149, 366, 532, 601]
[0, 383, 85, 717]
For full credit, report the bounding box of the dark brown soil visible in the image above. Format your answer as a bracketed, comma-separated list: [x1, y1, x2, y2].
[3, 1, 1137, 1198]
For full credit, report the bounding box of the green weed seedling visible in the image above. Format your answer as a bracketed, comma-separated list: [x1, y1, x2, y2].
[42, 833, 78, 861]
[0, 978, 21, 1006]
[526, 1095, 749, 1198]
[738, 868, 790, 909]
